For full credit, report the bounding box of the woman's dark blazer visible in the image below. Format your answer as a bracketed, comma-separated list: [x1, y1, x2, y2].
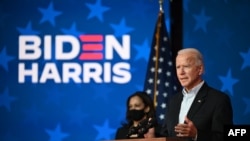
[115, 124, 163, 139]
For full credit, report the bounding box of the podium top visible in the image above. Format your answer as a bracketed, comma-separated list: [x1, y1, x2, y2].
[104, 137, 187, 141]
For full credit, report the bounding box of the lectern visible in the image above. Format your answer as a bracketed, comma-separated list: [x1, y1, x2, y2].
[104, 137, 187, 141]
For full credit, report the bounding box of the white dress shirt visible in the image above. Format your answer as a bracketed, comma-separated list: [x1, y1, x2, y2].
[179, 81, 204, 123]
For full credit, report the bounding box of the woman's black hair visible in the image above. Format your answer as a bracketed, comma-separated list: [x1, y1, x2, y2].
[123, 91, 156, 127]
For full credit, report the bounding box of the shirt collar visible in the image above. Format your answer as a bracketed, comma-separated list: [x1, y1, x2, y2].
[182, 81, 204, 97]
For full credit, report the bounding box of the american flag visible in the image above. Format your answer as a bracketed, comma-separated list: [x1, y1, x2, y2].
[143, 10, 181, 124]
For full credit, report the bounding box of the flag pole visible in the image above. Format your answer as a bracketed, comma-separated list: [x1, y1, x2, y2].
[144, 0, 182, 123]
[152, 0, 164, 108]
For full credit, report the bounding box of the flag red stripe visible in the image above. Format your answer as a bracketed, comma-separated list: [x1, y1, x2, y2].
[79, 53, 103, 60]
[79, 35, 103, 42]
[82, 44, 103, 51]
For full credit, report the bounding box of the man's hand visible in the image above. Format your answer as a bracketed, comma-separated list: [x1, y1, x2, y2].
[175, 116, 197, 139]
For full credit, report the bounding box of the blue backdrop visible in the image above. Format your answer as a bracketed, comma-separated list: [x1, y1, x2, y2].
[0, 0, 250, 141]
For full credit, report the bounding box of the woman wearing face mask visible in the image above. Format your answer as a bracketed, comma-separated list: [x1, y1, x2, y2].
[115, 91, 161, 139]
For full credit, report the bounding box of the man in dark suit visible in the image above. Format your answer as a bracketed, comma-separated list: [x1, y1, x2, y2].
[158, 48, 233, 141]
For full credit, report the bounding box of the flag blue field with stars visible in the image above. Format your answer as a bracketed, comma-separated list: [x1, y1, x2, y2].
[0, 0, 250, 141]
[143, 10, 181, 124]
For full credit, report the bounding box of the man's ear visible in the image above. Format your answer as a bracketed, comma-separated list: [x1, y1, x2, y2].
[198, 65, 204, 75]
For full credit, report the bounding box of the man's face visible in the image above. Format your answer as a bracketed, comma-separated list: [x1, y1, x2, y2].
[176, 53, 202, 91]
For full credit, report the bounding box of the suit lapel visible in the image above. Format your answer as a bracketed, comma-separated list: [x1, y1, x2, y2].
[187, 83, 208, 119]
[172, 92, 183, 124]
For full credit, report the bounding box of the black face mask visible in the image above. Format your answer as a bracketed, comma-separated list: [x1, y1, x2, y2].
[128, 109, 145, 121]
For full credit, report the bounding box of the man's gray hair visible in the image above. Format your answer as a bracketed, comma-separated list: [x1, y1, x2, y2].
[177, 48, 204, 66]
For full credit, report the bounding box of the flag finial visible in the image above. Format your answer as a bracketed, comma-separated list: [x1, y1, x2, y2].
[159, 0, 164, 12]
